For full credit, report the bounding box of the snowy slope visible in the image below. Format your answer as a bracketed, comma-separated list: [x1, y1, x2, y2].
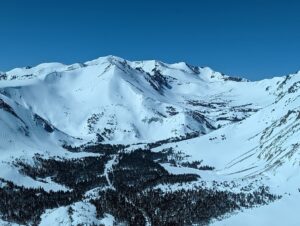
[152, 71, 300, 178]
[0, 93, 81, 190]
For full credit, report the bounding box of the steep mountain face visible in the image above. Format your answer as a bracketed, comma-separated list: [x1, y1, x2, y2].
[0, 56, 299, 225]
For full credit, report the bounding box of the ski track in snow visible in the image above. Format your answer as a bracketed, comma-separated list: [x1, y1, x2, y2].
[104, 155, 117, 190]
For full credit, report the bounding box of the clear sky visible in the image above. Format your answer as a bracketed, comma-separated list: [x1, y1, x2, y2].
[0, 0, 299, 80]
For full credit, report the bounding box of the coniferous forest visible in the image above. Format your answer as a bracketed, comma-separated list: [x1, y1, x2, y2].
[2, 141, 279, 226]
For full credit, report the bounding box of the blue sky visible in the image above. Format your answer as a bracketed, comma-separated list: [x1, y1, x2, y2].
[0, 0, 299, 80]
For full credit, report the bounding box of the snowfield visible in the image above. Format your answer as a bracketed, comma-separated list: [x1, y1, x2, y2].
[0, 56, 299, 225]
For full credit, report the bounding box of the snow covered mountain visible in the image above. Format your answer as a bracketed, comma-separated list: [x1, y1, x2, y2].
[0, 56, 299, 225]
[0, 56, 275, 142]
